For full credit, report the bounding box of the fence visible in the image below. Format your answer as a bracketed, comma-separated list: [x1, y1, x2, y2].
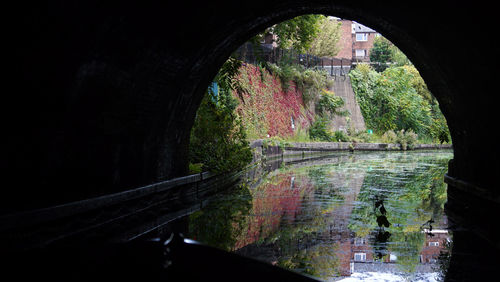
[233, 42, 323, 69]
[233, 42, 352, 77]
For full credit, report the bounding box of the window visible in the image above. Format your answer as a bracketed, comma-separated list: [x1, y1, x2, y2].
[355, 49, 366, 57]
[390, 254, 397, 262]
[429, 241, 439, 246]
[354, 253, 366, 261]
[356, 33, 368, 41]
[354, 237, 365, 246]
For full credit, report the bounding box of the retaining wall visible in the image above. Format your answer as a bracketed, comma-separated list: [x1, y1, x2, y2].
[251, 140, 452, 161]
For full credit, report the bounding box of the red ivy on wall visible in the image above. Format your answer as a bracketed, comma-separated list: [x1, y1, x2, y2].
[234, 64, 313, 138]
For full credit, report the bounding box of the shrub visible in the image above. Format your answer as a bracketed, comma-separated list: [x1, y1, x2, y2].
[316, 89, 347, 118]
[334, 130, 349, 142]
[349, 130, 374, 143]
[189, 92, 253, 173]
[396, 129, 418, 150]
[189, 59, 253, 173]
[381, 130, 397, 143]
[309, 117, 334, 141]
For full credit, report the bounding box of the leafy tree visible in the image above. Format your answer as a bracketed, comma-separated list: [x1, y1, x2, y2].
[370, 37, 393, 72]
[308, 17, 342, 57]
[370, 36, 411, 71]
[390, 44, 411, 67]
[270, 14, 325, 53]
[189, 58, 253, 173]
[350, 64, 450, 143]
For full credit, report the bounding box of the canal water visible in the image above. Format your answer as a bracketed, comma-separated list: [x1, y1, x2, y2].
[165, 150, 453, 281]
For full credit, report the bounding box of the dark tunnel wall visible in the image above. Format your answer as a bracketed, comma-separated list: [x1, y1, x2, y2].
[2, 1, 498, 217]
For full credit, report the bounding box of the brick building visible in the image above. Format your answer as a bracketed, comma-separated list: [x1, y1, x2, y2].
[351, 22, 378, 62]
[336, 19, 354, 60]
[331, 19, 379, 64]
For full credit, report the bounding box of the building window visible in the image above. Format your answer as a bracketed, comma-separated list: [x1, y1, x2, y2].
[429, 241, 440, 246]
[356, 33, 368, 41]
[354, 237, 365, 246]
[390, 254, 397, 262]
[355, 49, 366, 57]
[354, 253, 366, 261]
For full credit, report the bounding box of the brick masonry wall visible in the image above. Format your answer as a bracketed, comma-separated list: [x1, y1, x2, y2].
[336, 20, 353, 60]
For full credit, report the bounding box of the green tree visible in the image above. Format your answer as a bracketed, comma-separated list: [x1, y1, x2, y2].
[350, 65, 436, 138]
[370, 37, 393, 72]
[370, 36, 411, 71]
[390, 44, 411, 67]
[308, 17, 342, 57]
[271, 14, 325, 53]
[189, 58, 253, 173]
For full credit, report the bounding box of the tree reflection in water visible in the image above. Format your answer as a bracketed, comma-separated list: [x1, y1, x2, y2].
[184, 151, 453, 280]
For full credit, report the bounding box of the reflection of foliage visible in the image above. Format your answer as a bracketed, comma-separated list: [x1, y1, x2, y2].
[392, 231, 425, 273]
[435, 234, 453, 281]
[188, 151, 452, 279]
[278, 243, 341, 279]
[307, 166, 345, 203]
[371, 228, 391, 261]
[348, 152, 452, 273]
[188, 184, 252, 251]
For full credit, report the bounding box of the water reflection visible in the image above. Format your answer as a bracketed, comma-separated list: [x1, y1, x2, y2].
[182, 151, 453, 281]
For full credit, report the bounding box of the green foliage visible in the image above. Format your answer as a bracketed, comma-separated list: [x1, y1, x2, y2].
[308, 17, 342, 57]
[396, 129, 418, 150]
[189, 163, 203, 174]
[370, 36, 411, 71]
[370, 36, 393, 72]
[309, 117, 334, 141]
[381, 130, 397, 143]
[316, 89, 347, 118]
[348, 152, 452, 274]
[348, 129, 375, 143]
[189, 59, 253, 173]
[189, 184, 253, 251]
[266, 62, 330, 104]
[390, 44, 411, 67]
[350, 64, 450, 144]
[271, 14, 325, 53]
[267, 62, 332, 105]
[334, 130, 349, 142]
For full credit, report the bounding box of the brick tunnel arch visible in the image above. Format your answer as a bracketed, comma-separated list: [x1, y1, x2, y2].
[3, 2, 498, 277]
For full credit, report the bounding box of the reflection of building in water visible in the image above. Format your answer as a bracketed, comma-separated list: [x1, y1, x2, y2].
[420, 229, 450, 264]
[343, 227, 451, 276]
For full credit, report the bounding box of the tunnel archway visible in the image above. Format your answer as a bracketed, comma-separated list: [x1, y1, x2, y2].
[3, 1, 499, 279]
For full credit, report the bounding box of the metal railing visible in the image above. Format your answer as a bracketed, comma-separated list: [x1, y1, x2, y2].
[232, 43, 353, 78]
[232, 42, 323, 69]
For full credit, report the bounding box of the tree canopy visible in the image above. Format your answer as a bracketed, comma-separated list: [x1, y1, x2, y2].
[265, 14, 325, 53]
[308, 17, 342, 57]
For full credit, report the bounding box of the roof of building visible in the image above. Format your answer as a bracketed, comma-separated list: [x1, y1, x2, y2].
[354, 22, 377, 33]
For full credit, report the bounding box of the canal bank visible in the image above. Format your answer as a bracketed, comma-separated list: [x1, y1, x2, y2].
[251, 140, 452, 162]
